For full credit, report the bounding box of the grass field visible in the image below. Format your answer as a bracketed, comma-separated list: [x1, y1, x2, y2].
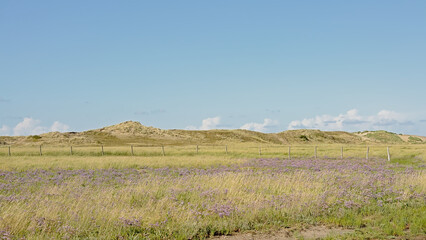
[0, 145, 425, 239]
[1, 144, 425, 159]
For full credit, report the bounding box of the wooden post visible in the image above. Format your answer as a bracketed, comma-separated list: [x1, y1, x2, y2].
[39, 145, 42, 156]
[162, 145, 165, 156]
[8, 146, 11, 156]
[101, 145, 104, 156]
[196, 145, 199, 154]
[341, 146, 343, 159]
[225, 145, 228, 155]
[387, 146, 391, 161]
[70, 146, 73, 155]
[288, 146, 291, 160]
[131, 145, 134, 156]
[314, 146, 317, 159]
[366, 146, 369, 160]
[259, 146, 261, 156]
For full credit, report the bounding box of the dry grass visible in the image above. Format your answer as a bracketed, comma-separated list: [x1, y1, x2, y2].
[0, 144, 424, 170]
[0, 158, 424, 239]
[0, 144, 425, 239]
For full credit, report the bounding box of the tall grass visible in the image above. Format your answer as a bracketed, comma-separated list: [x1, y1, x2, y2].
[0, 144, 424, 239]
[0, 158, 425, 239]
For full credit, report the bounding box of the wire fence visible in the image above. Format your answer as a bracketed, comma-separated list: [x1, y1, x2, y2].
[0, 144, 409, 161]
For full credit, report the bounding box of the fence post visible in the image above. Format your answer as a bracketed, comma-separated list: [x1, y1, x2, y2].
[39, 145, 42, 156]
[70, 146, 73, 155]
[314, 146, 317, 159]
[8, 146, 11, 156]
[225, 145, 228, 155]
[162, 145, 165, 156]
[366, 146, 369, 160]
[101, 145, 104, 156]
[387, 146, 391, 161]
[288, 146, 291, 160]
[131, 145, 134, 156]
[341, 146, 343, 159]
[196, 145, 199, 154]
[259, 146, 261, 156]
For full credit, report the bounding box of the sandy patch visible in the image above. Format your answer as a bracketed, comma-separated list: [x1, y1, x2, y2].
[211, 226, 354, 240]
[400, 134, 426, 142]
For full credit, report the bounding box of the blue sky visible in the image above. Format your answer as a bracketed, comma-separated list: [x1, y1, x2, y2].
[1, 1, 426, 136]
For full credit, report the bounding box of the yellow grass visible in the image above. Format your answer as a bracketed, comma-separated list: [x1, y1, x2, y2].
[0, 144, 424, 170]
[1, 161, 424, 239]
[0, 143, 424, 238]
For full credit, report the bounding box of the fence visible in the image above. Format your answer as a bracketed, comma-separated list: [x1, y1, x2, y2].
[0, 144, 399, 161]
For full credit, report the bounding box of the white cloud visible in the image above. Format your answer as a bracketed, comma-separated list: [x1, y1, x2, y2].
[240, 118, 279, 132]
[200, 117, 221, 130]
[372, 110, 403, 126]
[50, 121, 70, 132]
[12, 118, 70, 136]
[0, 125, 10, 136]
[288, 109, 410, 131]
[13, 118, 46, 136]
[186, 117, 221, 130]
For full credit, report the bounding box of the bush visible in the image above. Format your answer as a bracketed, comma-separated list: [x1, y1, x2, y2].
[299, 135, 309, 141]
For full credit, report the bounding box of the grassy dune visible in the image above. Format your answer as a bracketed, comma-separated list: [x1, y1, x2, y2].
[1, 121, 425, 146]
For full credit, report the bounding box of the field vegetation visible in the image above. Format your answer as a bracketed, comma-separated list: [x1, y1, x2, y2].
[0, 122, 425, 239]
[0, 145, 425, 239]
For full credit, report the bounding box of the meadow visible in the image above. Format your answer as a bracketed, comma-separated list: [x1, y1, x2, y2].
[0, 145, 425, 239]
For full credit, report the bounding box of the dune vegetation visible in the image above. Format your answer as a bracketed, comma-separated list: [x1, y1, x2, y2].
[1, 121, 425, 147]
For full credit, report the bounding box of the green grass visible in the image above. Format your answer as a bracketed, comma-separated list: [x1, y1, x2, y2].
[365, 131, 405, 143]
[409, 136, 423, 143]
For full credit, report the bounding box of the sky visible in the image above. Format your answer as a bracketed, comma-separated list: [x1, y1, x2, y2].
[1, 1, 426, 136]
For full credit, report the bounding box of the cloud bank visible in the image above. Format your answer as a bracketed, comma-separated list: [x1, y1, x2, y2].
[240, 118, 279, 132]
[186, 117, 221, 130]
[288, 109, 411, 131]
[0, 118, 70, 136]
